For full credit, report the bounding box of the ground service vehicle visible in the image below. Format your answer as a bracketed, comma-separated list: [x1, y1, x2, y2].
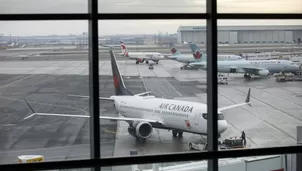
[220, 137, 246, 150]
[148, 64, 154, 70]
[188, 141, 208, 151]
[218, 74, 228, 84]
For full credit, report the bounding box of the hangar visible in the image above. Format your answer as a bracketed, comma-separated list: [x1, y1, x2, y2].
[177, 25, 302, 44]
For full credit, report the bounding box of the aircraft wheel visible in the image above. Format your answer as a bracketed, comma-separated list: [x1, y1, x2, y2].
[172, 130, 178, 137]
[180, 67, 183, 70]
[136, 61, 139, 64]
[146, 60, 149, 64]
[156, 61, 159, 64]
[178, 132, 183, 137]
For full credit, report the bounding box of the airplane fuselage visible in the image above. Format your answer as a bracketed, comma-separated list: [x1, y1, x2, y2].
[112, 95, 227, 135]
[170, 54, 242, 64]
[191, 60, 299, 74]
[127, 52, 165, 61]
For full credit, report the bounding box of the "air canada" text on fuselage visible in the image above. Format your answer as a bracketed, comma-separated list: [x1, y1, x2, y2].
[159, 103, 194, 113]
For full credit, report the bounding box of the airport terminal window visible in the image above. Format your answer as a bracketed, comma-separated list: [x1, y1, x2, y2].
[1, 1, 302, 171]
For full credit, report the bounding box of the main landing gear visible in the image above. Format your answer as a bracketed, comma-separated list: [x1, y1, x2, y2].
[244, 73, 252, 80]
[180, 65, 190, 70]
[172, 130, 183, 137]
[152, 60, 159, 64]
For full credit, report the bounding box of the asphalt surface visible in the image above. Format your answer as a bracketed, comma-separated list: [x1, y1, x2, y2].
[0, 54, 302, 170]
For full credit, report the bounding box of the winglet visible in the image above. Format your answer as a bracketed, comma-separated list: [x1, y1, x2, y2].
[245, 88, 251, 105]
[24, 98, 35, 113]
[23, 99, 37, 120]
[24, 114, 36, 120]
[134, 91, 152, 96]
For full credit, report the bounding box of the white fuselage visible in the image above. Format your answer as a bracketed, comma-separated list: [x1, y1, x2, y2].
[112, 95, 228, 135]
[127, 52, 165, 61]
[191, 60, 299, 74]
[169, 54, 243, 64]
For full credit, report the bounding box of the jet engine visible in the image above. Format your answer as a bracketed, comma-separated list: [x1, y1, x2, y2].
[258, 69, 269, 76]
[128, 121, 153, 139]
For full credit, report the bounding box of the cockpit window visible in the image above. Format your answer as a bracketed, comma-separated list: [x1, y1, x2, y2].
[202, 113, 225, 120]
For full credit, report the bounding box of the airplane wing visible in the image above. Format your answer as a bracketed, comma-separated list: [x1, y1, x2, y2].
[68, 94, 114, 101]
[24, 113, 164, 124]
[134, 91, 152, 96]
[23, 98, 164, 124]
[189, 62, 206, 68]
[218, 88, 251, 112]
[166, 55, 178, 60]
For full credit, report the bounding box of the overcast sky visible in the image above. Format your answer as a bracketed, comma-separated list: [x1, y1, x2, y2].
[0, 0, 301, 36]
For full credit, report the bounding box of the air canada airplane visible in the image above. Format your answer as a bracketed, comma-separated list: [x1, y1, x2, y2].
[167, 43, 243, 70]
[24, 50, 252, 142]
[188, 43, 243, 62]
[189, 59, 299, 80]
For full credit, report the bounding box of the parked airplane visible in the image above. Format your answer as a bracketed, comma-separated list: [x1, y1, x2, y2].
[167, 43, 243, 70]
[188, 43, 244, 62]
[166, 43, 199, 70]
[120, 42, 165, 64]
[24, 50, 252, 142]
[189, 59, 299, 80]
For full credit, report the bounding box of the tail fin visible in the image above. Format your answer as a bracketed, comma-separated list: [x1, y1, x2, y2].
[120, 42, 129, 57]
[169, 43, 182, 56]
[110, 50, 133, 96]
[188, 43, 206, 62]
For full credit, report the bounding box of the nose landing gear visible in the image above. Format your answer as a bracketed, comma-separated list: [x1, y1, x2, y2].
[244, 74, 251, 80]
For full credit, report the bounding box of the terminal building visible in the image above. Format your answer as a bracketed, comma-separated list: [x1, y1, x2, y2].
[177, 25, 302, 44]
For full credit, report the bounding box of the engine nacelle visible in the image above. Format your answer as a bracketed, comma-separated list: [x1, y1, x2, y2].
[127, 122, 153, 139]
[258, 69, 269, 76]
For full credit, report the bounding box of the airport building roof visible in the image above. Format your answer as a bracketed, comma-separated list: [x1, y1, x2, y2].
[177, 25, 302, 32]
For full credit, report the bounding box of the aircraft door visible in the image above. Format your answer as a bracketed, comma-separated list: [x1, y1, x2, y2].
[194, 114, 198, 125]
[194, 113, 202, 125]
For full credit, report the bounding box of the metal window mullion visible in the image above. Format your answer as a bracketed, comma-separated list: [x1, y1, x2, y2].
[207, 0, 218, 169]
[88, 0, 100, 171]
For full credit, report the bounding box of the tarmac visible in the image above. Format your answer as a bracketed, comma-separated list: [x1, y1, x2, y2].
[0, 51, 302, 170]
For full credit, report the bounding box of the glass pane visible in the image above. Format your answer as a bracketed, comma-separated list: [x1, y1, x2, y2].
[99, 20, 210, 157]
[98, 0, 206, 13]
[0, 0, 87, 14]
[112, 160, 209, 171]
[218, 0, 302, 13]
[0, 21, 89, 164]
[42, 168, 92, 171]
[220, 154, 296, 171]
[217, 20, 302, 150]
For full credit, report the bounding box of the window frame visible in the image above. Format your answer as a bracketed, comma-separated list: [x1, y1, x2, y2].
[1, 0, 302, 170]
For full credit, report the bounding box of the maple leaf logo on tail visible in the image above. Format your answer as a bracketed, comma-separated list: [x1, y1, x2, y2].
[171, 47, 177, 54]
[193, 50, 202, 59]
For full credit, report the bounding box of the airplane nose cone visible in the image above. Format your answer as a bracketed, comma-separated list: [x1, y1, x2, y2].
[218, 120, 228, 134]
